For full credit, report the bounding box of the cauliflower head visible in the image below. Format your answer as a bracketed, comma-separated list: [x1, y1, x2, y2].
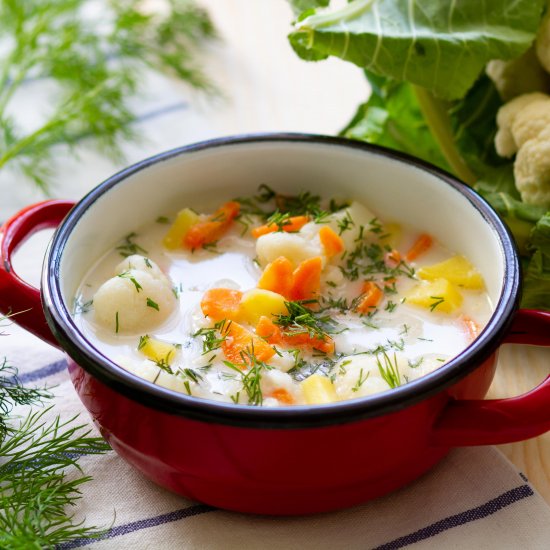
[94, 255, 177, 333]
[514, 127, 550, 207]
[494, 92, 549, 157]
[486, 47, 550, 102]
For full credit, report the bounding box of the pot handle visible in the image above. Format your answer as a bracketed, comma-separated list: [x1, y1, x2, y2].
[432, 309, 550, 447]
[0, 200, 75, 349]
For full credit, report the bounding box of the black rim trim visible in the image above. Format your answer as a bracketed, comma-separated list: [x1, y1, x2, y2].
[42, 133, 520, 429]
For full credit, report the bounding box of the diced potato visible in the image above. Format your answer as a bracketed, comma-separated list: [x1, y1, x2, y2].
[406, 278, 463, 313]
[239, 288, 288, 326]
[163, 208, 200, 250]
[301, 374, 338, 404]
[138, 336, 178, 365]
[417, 255, 484, 289]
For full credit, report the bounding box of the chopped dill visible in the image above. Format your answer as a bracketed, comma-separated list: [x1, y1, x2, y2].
[223, 350, 273, 406]
[429, 296, 445, 312]
[137, 335, 150, 351]
[202, 241, 219, 253]
[385, 301, 397, 312]
[352, 368, 369, 392]
[192, 320, 229, 354]
[408, 357, 424, 369]
[274, 300, 337, 341]
[337, 211, 355, 235]
[377, 352, 401, 388]
[156, 216, 170, 224]
[117, 271, 143, 292]
[146, 298, 159, 311]
[115, 312, 119, 333]
[72, 296, 93, 315]
[144, 257, 153, 268]
[116, 232, 148, 258]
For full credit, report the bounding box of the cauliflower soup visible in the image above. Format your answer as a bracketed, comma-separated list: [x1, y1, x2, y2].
[73, 186, 492, 406]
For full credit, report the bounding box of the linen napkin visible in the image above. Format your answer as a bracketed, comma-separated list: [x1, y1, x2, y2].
[6, 319, 550, 550]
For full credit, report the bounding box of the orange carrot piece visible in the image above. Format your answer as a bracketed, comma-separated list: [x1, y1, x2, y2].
[251, 215, 310, 238]
[271, 388, 294, 405]
[257, 256, 294, 298]
[355, 282, 384, 314]
[384, 249, 402, 267]
[200, 288, 243, 322]
[461, 314, 480, 342]
[221, 321, 275, 367]
[319, 226, 345, 257]
[290, 256, 322, 301]
[255, 316, 283, 344]
[405, 233, 433, 262]
[184, 201, 240, 250]
[255, 316, 334, 354]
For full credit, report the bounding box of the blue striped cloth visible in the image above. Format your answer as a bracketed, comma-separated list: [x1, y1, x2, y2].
[6, 309, 550, 549]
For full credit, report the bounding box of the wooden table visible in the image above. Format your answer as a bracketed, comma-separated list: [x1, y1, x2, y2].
[4, 0, 549, 507]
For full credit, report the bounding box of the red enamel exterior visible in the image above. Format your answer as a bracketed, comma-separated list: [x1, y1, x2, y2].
[67, 354, 496, 514]
[2, 136, 550, 514]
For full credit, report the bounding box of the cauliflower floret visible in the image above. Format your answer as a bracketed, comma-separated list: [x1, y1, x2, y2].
[536, 10, 550, 74]
[511, 100, 550, 149]
[495, 92, 549, 157]
[326, 201, 376, 251]
[256, 231, 323, 267]
[514, 128, 550, 207]
[94, 255, 177, 333]
[115, 254, 165, 280]
[486, 47, 550, 102]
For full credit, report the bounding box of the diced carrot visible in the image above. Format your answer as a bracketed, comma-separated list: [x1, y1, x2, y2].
[255, 316, 283, 344]
[221, 321, 275, 367]
[251, 215, 310, 238]
[257, 256, 294, 298]
[460, 314, 480, 342]
[290, 256, 322, 301]
[271, 388, 294, 405]
[384, 249, 402, 267]
[255, 316, 334, 354]
[200, 288, 243, 322]
[355, 281, 384, 314]
[184, 201, 240, 250]
[319, 226, 345, 257]
[405, 233, 433, 262]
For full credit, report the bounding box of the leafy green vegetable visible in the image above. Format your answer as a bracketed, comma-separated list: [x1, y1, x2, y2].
[289, 0, 545, 100]
[0, 354, 110, 547]
[342, 71, 451, 171]
[288, 0, 550, 310]
[0, 0, 216, 192]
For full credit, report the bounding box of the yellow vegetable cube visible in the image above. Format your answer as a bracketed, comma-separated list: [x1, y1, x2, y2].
[138, 335, 178, 365]
[163, 208, 200, 250]
[417, 255, 484, 289]
[301, 374, 338, 404]
[406, 278, 463, 313]
[239, 288, 289, 326]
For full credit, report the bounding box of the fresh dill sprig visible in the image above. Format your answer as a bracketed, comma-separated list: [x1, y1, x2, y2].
[192, 320, 230, 355]
[116, 232, 148, 258]
[0, 357, 110, 547]
[224, 350, 273, 406]
[376, 351, 402, 389]
[0, 0, 216, 191]
[274, 300, 337, 340]
[117, 271, 143, 292]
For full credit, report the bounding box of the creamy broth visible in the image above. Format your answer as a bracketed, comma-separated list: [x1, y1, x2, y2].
[73, 189, 493, 406]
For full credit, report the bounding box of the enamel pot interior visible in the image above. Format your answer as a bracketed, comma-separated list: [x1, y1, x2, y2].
[44, 134, 518, 428]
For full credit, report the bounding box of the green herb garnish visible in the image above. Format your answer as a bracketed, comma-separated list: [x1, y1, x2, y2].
[376, 352, 402, 389]
[117, 271, 143, 292]
[0, 0, 216, 192]
[116, 233, 148, 258]
[146, 298, 159, 311]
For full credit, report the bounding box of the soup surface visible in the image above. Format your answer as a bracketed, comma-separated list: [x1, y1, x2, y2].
[73, 187, 493, 406]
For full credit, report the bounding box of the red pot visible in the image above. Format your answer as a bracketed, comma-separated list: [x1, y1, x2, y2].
[1, 135, 549, 515]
